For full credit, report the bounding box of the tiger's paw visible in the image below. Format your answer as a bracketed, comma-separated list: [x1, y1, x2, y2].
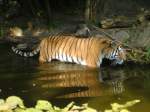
[111, 60, 124, 66]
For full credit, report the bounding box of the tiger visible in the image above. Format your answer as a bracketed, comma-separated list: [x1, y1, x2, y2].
[11, 35, 126, 67]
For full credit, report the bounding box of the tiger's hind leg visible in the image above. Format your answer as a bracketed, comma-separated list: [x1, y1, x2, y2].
[86, 62, 97, 68]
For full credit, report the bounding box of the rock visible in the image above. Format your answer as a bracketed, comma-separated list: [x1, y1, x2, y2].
[114, 31, 130, 42]
[101, 19, 114, 28]
[100, 16, 136, 29]
[75, 24, 91, 37]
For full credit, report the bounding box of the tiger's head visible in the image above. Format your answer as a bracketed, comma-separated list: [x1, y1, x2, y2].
[103, 41, 126, 65]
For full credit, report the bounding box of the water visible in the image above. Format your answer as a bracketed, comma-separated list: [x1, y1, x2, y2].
[0, 44, 150, 111]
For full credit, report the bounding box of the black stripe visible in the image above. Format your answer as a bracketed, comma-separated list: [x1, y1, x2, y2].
[88, 38, 96, 64]
[113, 47, 118, 58]
[12, 46, 39, 57]
[80, 38, 84, 62]
[63, 38, 70, 62]
[53, 35, 62, 59]
[74, 38, 78, 63]
[53, 36, 60, 60]
[115, 47, 119, 56]
[95, 38, 101, 65]
[67, 37, 74, 62]
[47, 35, 57, 61]
[46, 37, 50, 61]
[49, 35, 56, 59]
[85, 38, 91, 60]
[76, 38, 82, 63]
[111, 50, 115, 58]
[55, 35, 64, 60]
[61, 37, 69, 61]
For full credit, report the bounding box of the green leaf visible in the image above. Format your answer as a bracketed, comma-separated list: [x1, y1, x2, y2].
[35, 100, 53, 111]
[24, 108, 42, 112]
[6, 96, 25, 109]
[0, 99, 5, 105]
[61, 102, 74, 112]
[14, 108, 26, 112]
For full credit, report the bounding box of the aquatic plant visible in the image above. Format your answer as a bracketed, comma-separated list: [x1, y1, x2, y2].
[105, 100, 140, 112]
[145, 47, 150, 60]
[0, 96, 140, 112]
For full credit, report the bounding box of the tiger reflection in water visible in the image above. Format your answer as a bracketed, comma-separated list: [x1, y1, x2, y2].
[34, 66, 125, 98]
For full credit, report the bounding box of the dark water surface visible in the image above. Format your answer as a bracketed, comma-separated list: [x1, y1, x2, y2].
[0, 44, 150, 111]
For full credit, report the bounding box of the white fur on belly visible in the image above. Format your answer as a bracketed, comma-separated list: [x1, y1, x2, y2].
[54, 52, 87, 65]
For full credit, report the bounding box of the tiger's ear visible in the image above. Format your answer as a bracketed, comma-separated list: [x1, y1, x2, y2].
[110, 41, 117, 48]
[102, 40, 111, 45]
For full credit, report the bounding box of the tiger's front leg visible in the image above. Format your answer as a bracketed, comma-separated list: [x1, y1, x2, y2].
[85, 60, 98, 68]
[85, 56, 100, 68]
[39, 56, 47, 63]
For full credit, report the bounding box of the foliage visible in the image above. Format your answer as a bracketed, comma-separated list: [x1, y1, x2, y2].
[126, 48, 150, 64]
[0, 96, 140, 112]
[0, 26, 4, 37]
[48, 20, 64, 31]
[0, 96, 96, 112]
[145, 47, 150, 60]
[105, 100, 140, 112]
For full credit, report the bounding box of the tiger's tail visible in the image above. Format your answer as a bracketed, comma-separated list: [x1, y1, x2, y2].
[11, 46, 40, 57]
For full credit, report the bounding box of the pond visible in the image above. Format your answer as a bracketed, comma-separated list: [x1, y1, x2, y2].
[0, 44, 150, 112]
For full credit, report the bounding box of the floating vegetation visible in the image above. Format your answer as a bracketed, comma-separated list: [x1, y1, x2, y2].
[0, 96, 140, 112]
[105, 100, 140, 112]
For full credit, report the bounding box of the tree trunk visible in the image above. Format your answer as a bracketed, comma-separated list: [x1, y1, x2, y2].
[26, 0, 37, 16]
[85, 0, 101, 22]
[90, 0, 99, 22]
[98, 0, 107, 19]
[33, 0, 42, 16]
[3, 0, 9, 11]
[44, 0, 53, 25]
[85, 0, 91, 22]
